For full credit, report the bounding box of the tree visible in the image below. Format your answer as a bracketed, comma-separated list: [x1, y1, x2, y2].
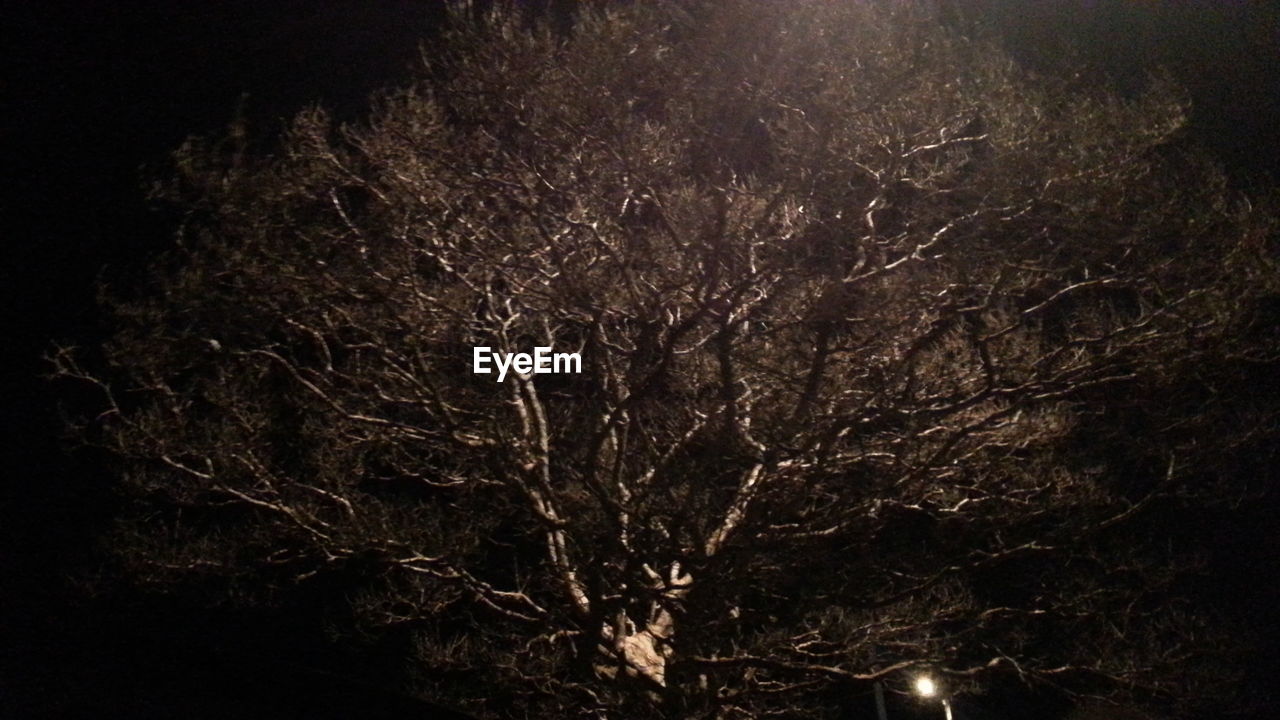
[54, 2, 1279, 718]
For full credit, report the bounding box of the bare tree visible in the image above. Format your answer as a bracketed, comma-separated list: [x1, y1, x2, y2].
[54, 2, 1279, 718]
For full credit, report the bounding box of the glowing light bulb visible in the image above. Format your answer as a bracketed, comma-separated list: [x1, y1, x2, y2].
[915, 675, 937, 697]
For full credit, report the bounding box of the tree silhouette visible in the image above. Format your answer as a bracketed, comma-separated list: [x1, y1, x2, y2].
[54, 2, 1279, 718]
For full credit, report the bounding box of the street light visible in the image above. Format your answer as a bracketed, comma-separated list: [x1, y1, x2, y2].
[914, 675, 937, 697]
[913, 674, 953, 720]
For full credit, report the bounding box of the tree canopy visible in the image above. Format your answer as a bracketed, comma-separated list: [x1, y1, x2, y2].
[55, 2, 1280, 718]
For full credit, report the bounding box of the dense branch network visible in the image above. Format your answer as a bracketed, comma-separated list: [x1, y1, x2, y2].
[54, 3, 1278, 719]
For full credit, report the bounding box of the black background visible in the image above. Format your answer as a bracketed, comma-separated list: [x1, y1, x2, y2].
[4, 1, 1278, 717]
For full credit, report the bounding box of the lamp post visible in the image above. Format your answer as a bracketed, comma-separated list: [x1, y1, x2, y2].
[914, 674, 953, 720]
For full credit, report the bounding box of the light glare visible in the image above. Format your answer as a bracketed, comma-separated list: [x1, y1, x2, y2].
[915, 675, 937, 697]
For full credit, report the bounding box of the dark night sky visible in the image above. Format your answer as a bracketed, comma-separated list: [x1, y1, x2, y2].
[3, 1, 1278, 717]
